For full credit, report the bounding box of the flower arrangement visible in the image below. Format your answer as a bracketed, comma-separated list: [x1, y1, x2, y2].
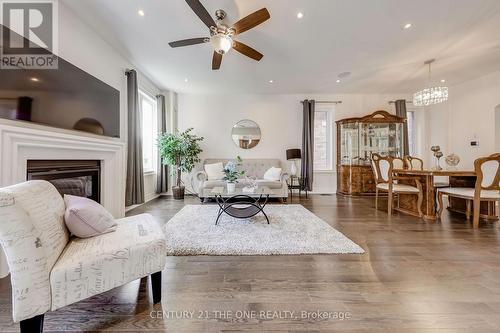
[223, 156, 245, 183]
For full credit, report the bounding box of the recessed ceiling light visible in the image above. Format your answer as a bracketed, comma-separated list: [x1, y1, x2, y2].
[30, 77, 40, 82]
[336, 79, 341, 83]
[138, 9, 145, 16]
[184, 78, 189, 83]
[269, 79, 274, 83]
[296, 12, 304, 19]
[403, 23, 412, 29]
[440, 79, 446, 83]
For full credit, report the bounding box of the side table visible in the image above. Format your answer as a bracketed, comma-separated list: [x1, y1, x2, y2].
[287, 176, 308, 202]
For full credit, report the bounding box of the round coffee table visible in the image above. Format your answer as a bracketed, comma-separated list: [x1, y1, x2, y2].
[214, 193, 270, 225]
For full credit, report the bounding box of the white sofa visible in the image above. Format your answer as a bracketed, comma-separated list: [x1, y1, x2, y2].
[197, 158, 289, 201]
[0, 180, 166, 332]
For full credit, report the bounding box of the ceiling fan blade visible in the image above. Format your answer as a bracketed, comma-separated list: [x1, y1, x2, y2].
[185, 0, 216, 29]
[231, 8, 270, 35]
[233, 41, 263, 61]
[212, 52, 223, 70]
[169, 37, 208, 48]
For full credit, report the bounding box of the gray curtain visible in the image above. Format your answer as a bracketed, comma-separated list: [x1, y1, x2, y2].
[301, 99, 315, 191]
[395, 99, 410, 156]
[156, 94, 168, 194]
[125, 70, 145, 206]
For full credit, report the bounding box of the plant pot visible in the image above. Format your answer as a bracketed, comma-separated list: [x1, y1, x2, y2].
[227, 182, 236, 193]
[172, 186, 185, 200]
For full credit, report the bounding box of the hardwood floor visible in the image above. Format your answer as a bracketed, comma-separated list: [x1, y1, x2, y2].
[1, 194, 500, 332]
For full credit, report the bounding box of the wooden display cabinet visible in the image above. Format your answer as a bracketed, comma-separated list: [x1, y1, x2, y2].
[336, 110, 405, 196]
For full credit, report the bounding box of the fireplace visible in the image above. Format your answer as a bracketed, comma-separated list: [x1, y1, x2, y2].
[27, 160, 101, 202]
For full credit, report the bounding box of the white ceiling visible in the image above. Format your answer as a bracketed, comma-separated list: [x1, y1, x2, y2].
[63, 0, 500, 94]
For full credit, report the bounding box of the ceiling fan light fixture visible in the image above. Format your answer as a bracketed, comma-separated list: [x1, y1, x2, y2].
[211, 34, 232, 54]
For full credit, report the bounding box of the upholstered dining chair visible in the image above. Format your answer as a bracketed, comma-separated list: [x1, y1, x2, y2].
[371, 153, 423, 216]
[404, 156, 424, 170]
[392, 157, 406, 170]
[0, 180, 167, 333]
[437, 153, 500, 228]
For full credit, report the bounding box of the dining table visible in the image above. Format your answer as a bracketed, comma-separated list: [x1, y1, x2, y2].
[392, 169, 498, 221]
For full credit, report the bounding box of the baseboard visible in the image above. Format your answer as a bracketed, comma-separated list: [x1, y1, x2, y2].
[125, 193, 161, 212]
[309, 191, 336, 195]
[145, 192, 160, 203]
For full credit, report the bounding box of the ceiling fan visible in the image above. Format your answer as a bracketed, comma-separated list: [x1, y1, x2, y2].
[169, 0, 270, 70]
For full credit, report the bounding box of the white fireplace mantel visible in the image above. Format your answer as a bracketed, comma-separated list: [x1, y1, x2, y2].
[0, 120, 126, 278]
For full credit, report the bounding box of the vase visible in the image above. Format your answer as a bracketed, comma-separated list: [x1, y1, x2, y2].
[290, 160, 297, 176]
[227, 182, 236, 193]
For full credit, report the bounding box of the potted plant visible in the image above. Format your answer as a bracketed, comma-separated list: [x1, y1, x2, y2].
[158, 128, 203, 200]
[223, 156, 245, 193]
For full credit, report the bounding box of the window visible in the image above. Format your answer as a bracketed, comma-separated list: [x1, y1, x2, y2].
[314, 109, 333, 171]
[407, 110, 416, 156]
[140, 91, 157, 173]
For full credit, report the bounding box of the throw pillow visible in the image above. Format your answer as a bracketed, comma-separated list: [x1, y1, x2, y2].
[64, 195, 117, 238]
[263, 167, 282, 181]
[204, 162, 224, 180]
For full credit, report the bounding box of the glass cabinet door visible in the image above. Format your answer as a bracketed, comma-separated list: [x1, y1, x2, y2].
[339, 119, 403, 166]
[340, 122, 359, 165]
[359, 122, 403, 163]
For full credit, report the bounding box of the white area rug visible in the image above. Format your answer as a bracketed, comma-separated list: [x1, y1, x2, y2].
[164, 204, 364, 255]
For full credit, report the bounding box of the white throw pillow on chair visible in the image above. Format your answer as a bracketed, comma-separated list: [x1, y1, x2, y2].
[204, 162, 224, 180]
[64, 195, 117, 238]
[263, 167, 282, 181]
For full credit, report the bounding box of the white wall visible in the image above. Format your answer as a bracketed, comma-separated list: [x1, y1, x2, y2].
[178, 93, 410, 193]
[426, 69, 500, 168]
[494, 105, 500, 152]
[54, 3, 165, 205]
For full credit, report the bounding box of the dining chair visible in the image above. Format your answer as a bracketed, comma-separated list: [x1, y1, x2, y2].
[371, 153, 423, 216]
[404, 156, 424, 170]
[392, 157, 406, 170]
[437, 153, 500, 228]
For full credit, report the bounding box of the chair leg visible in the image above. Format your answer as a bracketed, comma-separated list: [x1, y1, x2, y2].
[151, 271, 162, 304]
[375, 188, 379, 210]
[437, 192, 444, 219]
[473, 199, 480, 229]
[388, 191, 393, 215]
[466, 200, 471, 220]
[416, 191, 423, 218]
[20, 314, 44, 333]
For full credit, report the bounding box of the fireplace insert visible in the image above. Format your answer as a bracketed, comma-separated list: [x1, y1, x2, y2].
[27, 160, 101, 202]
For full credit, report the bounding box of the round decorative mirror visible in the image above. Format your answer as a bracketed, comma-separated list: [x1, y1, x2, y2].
[231, 119, 261, 149]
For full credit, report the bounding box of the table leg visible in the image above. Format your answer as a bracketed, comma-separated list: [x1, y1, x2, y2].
[424, 174, 438, 221]
[215, 195, 227, 225]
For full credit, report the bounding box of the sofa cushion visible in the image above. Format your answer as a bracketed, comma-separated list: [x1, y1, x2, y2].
[203, 179, 283, 190]
[263, 167, 282, 181]
[204, 162, 224, 180]
[50, 213, 166, 310]
[64, 195, 117, 238]
[203, 180, 226, 188]
[204, 159, 281, 179]
[256, 180, 283, 189]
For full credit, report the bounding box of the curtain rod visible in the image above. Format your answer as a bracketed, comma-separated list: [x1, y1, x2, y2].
[388, 100, 413, 104]
[300, 100, 342, 104]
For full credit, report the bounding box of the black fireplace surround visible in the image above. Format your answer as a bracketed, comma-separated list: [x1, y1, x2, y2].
[27, 160, 101, 202]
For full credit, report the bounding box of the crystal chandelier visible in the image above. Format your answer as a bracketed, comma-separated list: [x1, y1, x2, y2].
[413, 59, 448, 107]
